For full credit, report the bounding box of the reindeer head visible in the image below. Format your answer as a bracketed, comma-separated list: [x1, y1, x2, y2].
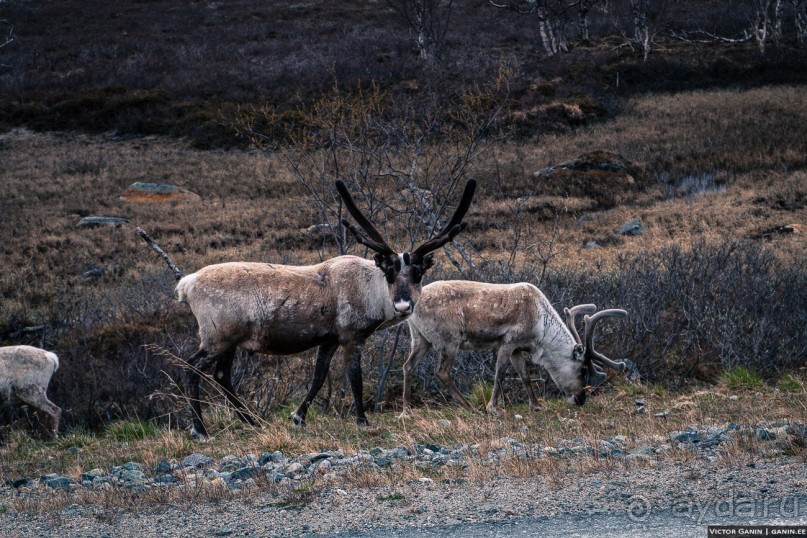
[335, 179, 477, 317]
[561, 304, 628, 405]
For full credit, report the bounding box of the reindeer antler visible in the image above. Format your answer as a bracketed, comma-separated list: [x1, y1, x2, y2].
[563, 303, 597, 345]
[583, 309, 628, 374]
[335, 180, 395, 255]
[410, 179, 477, 263]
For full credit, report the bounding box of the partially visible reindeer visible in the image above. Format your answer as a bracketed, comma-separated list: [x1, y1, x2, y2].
[401, 280, 626, 415]
[0, 345, 61, 438]
[143, 179, 477, 438]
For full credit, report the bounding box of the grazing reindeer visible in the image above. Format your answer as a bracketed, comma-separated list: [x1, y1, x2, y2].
[401, 280, 626, 415]
[146, 180, 476, 438]
[0, 345, 61, 438]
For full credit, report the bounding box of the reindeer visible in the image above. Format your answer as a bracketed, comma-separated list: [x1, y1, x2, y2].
[0, 345, 62, 438]
[401, 280, 626, 416]
[146, 179, 476, 438]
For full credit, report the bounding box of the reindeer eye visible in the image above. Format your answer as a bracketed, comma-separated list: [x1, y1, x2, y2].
[411, 265, 423, 283]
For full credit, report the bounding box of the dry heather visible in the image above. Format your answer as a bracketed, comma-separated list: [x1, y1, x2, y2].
[0, 84, 806, 432]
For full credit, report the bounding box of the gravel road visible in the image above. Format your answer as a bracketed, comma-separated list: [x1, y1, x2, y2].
[2, 454, 804, 537]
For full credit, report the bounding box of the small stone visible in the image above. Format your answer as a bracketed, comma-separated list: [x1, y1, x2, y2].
[44, 476, 73, 490]
[230, 466, 260, 481]
[654, 412, 668, 418]
[182, 453, 213, 468]
[154, 459, 172, 474]
[284, 462, 305, 475]
[615, 219, 645, 236]
[635, 405, 647, 414]
[756, 428, 776, 441]
[730, 395, 739, 401]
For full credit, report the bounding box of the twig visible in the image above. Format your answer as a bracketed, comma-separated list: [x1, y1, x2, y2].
[136, 227, 184, 281]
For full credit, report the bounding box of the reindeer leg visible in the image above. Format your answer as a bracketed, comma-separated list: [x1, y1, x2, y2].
[16, 387, 61, 439]
[400, 326, 431, 418]
[344, 342, 369, 426]
[186, 346, 220, 439]
[292, 342, 338, 427]
[487, 346, 513, 416]
[436, 349, 479, 414]
[511, 350, 541, 412]
[214, 349, 257, 427]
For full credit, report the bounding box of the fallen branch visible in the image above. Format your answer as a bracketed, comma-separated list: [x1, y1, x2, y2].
[136, 227, 184, 281]
[670, 29, 752, 44]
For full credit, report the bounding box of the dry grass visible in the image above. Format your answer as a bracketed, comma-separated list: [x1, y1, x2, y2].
[0, 374, 803, 511]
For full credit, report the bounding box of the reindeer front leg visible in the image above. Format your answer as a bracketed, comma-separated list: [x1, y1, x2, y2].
[292, 342, 339, 427]
[510, 350, 542, 412]
[344, 341, 370, 426]
[487, 345, 517, 416]
[400, 325, 431, 418]
[436, 349, 479, 414]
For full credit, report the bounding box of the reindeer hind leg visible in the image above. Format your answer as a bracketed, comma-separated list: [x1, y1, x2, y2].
[214, 349, 257, 427]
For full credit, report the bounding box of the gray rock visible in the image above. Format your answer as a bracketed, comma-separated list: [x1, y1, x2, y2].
[230, 466, 260, 481]
[80, 469, 104, 482]
[182, 453, 213, 468]
[756, 428, 776, 440]
[672, 428, 700, 444]
[119, 470, 145, 482]
[259, 451, 285, 465]
[44, 476, 73, 490]
[77, 216, 129, 229]
[153, 459, 172, 474]
[615, 219, 644, 236]
[154, 475, 176, 484]
[219, 455, 242, 471]
[390, 446, 411, 459]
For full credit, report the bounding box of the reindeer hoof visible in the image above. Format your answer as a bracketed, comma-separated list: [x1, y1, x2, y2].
[190, 428, 211, 441]
[290, 413, 306, 428]
[356, 416, 370, 427]
[485, 405, 500, 417]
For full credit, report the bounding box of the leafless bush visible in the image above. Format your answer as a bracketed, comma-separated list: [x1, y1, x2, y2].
[545, 240, 807, 384]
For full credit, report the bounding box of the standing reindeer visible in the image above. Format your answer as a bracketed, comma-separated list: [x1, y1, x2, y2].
[401, 280, 627, 415]
[0, 345, 62, 438]
[146, 179, 476, 438]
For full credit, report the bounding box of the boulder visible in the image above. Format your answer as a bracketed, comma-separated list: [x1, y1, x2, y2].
[119, 182, 200, 202]
[532, 150, 641, 210]
[77, 216, 129, 228]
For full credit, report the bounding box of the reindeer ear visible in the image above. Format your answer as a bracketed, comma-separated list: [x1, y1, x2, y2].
[374, 253, 386, 269]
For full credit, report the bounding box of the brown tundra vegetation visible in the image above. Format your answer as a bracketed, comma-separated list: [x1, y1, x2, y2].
[0, 0, 804, 452]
